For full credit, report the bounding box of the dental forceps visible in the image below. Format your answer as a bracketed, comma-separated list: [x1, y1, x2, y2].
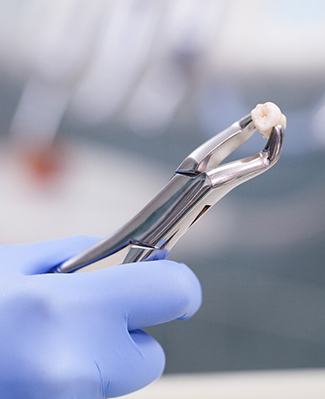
[54, 112, 284, 273]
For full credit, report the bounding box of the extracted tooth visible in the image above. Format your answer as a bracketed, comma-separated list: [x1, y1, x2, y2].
[251, 102, 287, 138]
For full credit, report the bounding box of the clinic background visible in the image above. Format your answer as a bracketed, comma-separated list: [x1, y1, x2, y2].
[0, 0, 325, 375]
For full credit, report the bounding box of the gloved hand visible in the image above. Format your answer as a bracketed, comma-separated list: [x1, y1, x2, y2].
[0, 236, 201, 399]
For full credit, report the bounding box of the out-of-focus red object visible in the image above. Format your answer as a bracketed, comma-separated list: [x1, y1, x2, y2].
[15, 139, 67, 187]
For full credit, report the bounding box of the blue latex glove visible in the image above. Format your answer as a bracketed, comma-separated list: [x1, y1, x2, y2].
[0, 236, 201, 398]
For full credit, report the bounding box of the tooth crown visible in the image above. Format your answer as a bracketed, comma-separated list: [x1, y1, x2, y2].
[251, 102, 287, 138]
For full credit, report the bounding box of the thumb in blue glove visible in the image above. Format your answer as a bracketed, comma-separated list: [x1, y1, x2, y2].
[0, 236, 201, 398]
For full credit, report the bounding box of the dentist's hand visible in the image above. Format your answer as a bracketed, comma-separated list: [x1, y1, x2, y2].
[0, 237, 201, 398]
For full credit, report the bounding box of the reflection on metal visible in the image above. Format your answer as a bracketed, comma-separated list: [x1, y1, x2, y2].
[56, 112, 284, 273]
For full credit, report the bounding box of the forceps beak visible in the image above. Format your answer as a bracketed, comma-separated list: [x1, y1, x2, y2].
[177, 114, 284, 190]
[207, 124, 284, 190]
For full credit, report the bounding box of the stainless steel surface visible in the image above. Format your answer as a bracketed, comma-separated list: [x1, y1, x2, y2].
[55, 113, 284, 273]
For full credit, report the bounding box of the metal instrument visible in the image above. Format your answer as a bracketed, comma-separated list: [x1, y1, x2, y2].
[54, 111, 284, 273]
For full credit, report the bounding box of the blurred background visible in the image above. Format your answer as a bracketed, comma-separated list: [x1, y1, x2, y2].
[0, 0, 325, 381]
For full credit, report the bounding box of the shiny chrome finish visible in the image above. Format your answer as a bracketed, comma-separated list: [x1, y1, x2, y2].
[54, 114, 284, 273]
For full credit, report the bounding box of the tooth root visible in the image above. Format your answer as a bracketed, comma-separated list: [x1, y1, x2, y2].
[279, 113, 287, 129]
[251, 102, 286, 139]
